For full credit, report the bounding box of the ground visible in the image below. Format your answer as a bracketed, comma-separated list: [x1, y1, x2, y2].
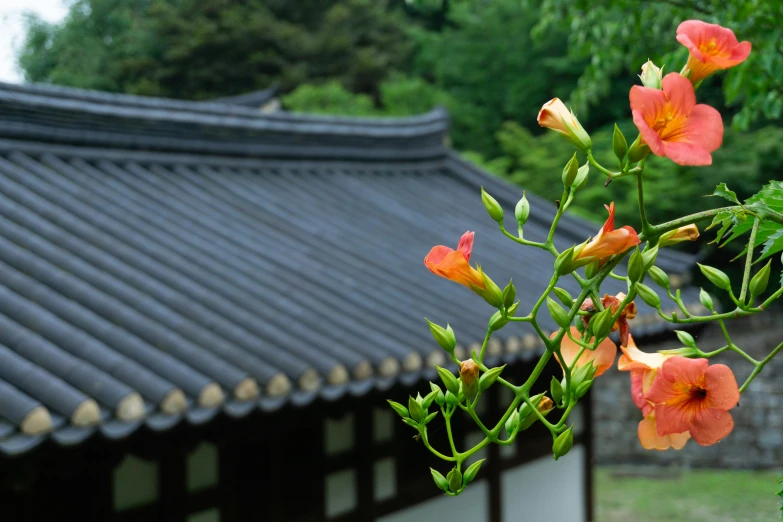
[595, 466, 780, 522]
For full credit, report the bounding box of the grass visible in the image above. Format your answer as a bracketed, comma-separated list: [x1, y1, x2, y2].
[595, 466, 781, 522]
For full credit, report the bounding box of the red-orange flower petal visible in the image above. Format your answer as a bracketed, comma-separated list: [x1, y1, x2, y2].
[575, 203, 640, 262]
[630, 73, 723, 166]
[552, 326, 617, 377]
[644, 356, 739, 446]
[677, 20, 752, 83]
[638, 415, 690, 450]
[424, 231, 486, 290]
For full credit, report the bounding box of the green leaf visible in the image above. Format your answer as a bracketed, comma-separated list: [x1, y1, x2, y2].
[711, 182, 741, 205]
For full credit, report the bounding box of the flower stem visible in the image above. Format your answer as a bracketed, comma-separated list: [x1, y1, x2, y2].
[738, 217, 760, 304]
[740, 340, 783, 393]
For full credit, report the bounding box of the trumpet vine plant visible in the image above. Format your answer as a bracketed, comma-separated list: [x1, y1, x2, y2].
[388, 19, 783, 497]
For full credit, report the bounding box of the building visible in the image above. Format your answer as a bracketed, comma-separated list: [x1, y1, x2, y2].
[0, 82, 696, 521]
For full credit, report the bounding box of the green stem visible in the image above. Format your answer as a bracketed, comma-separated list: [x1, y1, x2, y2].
[636, 172, 653, 237]
[444, 411, 459, 456]
[499, 224, 546, 249]
[545, 189, 570, 247]
[740, 340, 783, 393]
[738, 218, 760, 304]
[586, 150, 620, 178]
[421, 429, 455, 462]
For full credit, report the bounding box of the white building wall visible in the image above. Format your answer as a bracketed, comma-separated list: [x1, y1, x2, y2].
[377, 480, 490, 522]
[501, 444, 585, 522]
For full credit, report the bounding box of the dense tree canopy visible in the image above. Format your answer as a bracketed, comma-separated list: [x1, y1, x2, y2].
[16, 0, 783, 276]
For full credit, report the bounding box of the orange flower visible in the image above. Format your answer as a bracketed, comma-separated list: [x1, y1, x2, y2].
[659, 224, 699, 247]
[537, 98, 592, 151]
[677, 20, 752, 83]
[581, 293, 637, 347]
[460, 359, 480, 397]
[574, 203, 640, 263]
[630, 73, 723, 166]
[425, 231, 486, 291]
[552, 326, 617, 377]
[618, 337, 691, 450]
[645, 356, 739, 446]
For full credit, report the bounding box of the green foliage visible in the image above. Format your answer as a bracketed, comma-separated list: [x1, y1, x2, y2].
[532, 0, 783, 129]
[19, 0, 412, 99]
[282, 81, 377, 116]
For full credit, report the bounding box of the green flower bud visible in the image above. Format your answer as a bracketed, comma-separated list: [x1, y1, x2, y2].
[574, 380, 592, 399]
[675, 330, 696, 349]
[584, 260, 600, 279]
[515, 191, 530, 228]
[647, 266, 670, 289]
[550, 376, 563, 404]
[553, 287, 574, 307]
[426, 319, 456, 354]
[643, 246, 659, 273]
[627, 135, 651, 163]
[627, 248, 644, 283]
[639, 60, 663, 89]
[408, 396, 423, 422]
[698, 263, 732, 292]
[489, 310, 508, 331]
[506, 301, 520, 317]
[589, 307, 613, 339]
[552, 426, 574, 460]
[479, 365, 506, 392]
[430, 382, 446, 407]
[445, 390, 457, 408]
[387, 400, 409, 419]
[480, 269, 504, 308]
[505, 410, 520, 435]
[481, 187, 504, 224]
[463, 459, 485, 485]
[635, 283, 661, 309]
[699, 288, 715, 311]
[431, 468, 449, 492]
[502, 280, 516, 309]
[436, 366, 460, 395]
[422, 411, 438, 425]
[659, 346, 700, 357]
[562, 153, 579, 189]
[447, 468, 463, 493]
[612, 124, 628, 164]
[519, 395, 554, 430]
[749, 260, 772, 299]
[573, 163, 590, 191]
[547, 297, 572, 329]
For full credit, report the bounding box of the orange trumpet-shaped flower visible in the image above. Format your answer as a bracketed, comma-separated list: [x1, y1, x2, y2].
[618, 337, 690, 450]
[574, 203, 640, 263]
[645, 356, 739, 446]
[677, 20, 752, 83]
[552, 327, 617, 377]
[425, 231, 486, 291]
[659, 224, 700, 247]
[537, 98, 592, 152]
[630, 73, 723, 166]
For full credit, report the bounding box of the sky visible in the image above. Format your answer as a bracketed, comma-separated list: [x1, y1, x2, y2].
[0, 0, 68, 83]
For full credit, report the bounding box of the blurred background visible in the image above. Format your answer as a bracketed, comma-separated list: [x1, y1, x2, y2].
[0, 1, 782, 521]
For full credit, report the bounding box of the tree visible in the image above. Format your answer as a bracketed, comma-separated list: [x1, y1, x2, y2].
[532, 0, 783, 129]
[18, 0, 412, 100]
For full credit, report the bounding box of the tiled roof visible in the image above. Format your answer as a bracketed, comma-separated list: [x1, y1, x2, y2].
[0, 82, 698, 455]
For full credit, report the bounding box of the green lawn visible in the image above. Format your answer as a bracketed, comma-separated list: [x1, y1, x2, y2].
[595, 467, 781, 522]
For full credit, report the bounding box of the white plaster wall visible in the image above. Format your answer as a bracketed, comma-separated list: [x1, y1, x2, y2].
[501, 444, 585, 522]
[377, 479, 489, 522]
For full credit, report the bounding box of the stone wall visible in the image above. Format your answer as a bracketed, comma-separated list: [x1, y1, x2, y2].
[593, 311, 783, 469]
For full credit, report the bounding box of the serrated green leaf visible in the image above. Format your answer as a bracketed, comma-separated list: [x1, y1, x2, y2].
[711, 183, 740, 205]
[721, 181, 783, 256]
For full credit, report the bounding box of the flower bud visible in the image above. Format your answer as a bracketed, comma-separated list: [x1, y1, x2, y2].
[431, 468, 449, 492]
[426, 319, 456, 355]
[639, 60, 663, 89]
[408, 396, 423, 422]
[584, 260, 600, 279]
[643, 246, 659, 273]
[659, 225, 700, 247]
[447, 467, 463, 493]
[479, 365, 505, 392]
[479, 268, 504, 308]
[647, 266, 670, 289]
[502, 280, 516, 309]
[481, 187, 504, 224]
[627, 135, 650, 163]
[574, 380, 592, 399]
[612, 124, 628, 163]
[459, 360, 480, 398]
[519, 394, 554, 430]
[553, 287, 574, 307]
[515, 191, 530, 228]
[635, 283, 661, 309]
[589, 307, 613, 339]
[749, 260, 772, 299]
[675, 330, 697, 348]
[505, 410, 520, 435]
[659, 346, 700, 357]
[550, 376, 563, 404]
[573, 163, 590, 191]
[387, 400, 409, 419]
[547, 297, 572, 329]
[462, 459, 485, 485]
[537, 98, 592, 152]
[627, 248, 644, 283]
[562, 153, 579, 189]
[552, 426, 574, 460]
[699, 288, 715, 311]
[698, 263, 732, 291]
[436, 366, 460, 395]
